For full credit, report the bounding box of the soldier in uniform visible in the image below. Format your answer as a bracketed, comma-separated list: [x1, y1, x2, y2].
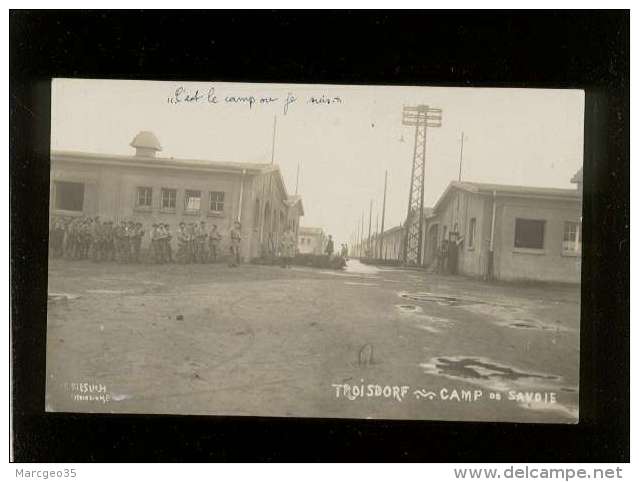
[186, 223, 196, 263]
[130, 222, 144, 263]
[229, 221, 242, 267]
[113, 221, 126, 263]
[176, 222, 189, 263]
[79, 218, 92, 259]
[123, 221, 135, 263]
[150, 224, 161, 263]
[90, 217, 102, 262]
[162, 223, 173, 263]
[208, 224, 222, 263]
[325, 234, 334, 258]
[196, 221, 208, 264]
[104, 221, 115, 261]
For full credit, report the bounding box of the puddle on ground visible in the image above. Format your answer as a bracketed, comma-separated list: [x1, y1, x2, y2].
[344, 282, 378, 287]
[343, 261, 381, 275]
[398, 291, 486, 307]
[506, 320, 566, 332]
[319, 271, 378, 280]
[395, 305, 453, 333]
[48, 292, 81, 302]
[397, 304, 422, 313]
[399, 292, 572, 333]
[86, 289, 134, 295]
[420, 355, 577, 420]
[427, 356, 559, 383]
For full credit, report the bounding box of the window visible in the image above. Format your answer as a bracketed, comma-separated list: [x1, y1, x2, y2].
[514, 218, 545, 249]
[184, 190, 201, 212]
[468, 218, 476, 249]
[563, 221, 581, 253]
[209, 191, 225, 212]
[136, 187, 152, 207]
[54, 181, 84, 211]
[161, 188, 177, 210]
[442, 226, 448, 242]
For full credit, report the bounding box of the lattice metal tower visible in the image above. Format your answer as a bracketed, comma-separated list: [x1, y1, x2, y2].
[402, 105, 442, 265]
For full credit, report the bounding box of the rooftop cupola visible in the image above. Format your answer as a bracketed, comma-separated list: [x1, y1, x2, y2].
[130, 131, 162, 158]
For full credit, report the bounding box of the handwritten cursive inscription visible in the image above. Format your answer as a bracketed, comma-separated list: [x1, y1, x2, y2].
[167, 85, 342, 115]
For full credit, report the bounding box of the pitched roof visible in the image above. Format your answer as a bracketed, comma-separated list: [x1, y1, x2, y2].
[432, 180, 580, 212]
[51, 150, 276, 175]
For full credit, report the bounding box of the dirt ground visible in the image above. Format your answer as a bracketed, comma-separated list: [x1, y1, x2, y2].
[45, 258, 580, 423]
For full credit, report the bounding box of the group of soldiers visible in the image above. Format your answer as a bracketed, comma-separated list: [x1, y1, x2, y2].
[49, 216, 244, 265]
[174, 220, 225, 264]
[49, 216, 146, 263]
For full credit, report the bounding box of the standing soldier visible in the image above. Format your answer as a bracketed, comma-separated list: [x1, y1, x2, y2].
[229, 221, 242, 267]
[325, 234, 334, 258]
[196, 221, 208, 264]
[113, 221, 124, 263]
[123, 221, 135, 263]
[130, 222, 144, 263]
[119, 220, 128, 263]
[104, 221, 115, 261]
[90, 217, 102, 262]
[176, 222, 189, 263]
[80, 218, 92, 259]
[208, 224, 222, 263]
[186, 223, 196, 263]
[157, 223, 167, 264]
[150, 224, 161, 263]
[163, 223, 173, 263]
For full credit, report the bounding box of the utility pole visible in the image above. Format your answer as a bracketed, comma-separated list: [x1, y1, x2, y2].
[360, 211, 365, 258]
[380, 170, 388, 260]
[401, 105, 442, 265]
[375, 212, 379, 259]
[368, 199, 373, 258]
[355, 219, 360, 258]
[458, 131, 465, 182]
[295, 162, 300, 195]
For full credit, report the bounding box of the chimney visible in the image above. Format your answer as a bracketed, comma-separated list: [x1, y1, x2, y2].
[130, 131, 162, 158]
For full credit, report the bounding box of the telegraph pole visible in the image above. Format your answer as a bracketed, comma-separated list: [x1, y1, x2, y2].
[360, 211, 365, 258]
[379, 170, 388, 260]
[375, 212, 379, 259]
[458, 131, 465, 182]
[368, 200, 373, 258]
[356, 218, 360, 258]
[401, 105, 442, 265]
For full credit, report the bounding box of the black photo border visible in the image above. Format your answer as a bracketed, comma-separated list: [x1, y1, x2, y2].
[9, 10, 630, 462]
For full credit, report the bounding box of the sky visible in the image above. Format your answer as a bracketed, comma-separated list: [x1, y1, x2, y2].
[51, 79, 584, 246]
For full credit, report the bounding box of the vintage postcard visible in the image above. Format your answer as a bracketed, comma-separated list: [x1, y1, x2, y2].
[46, 79, 583, 423]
